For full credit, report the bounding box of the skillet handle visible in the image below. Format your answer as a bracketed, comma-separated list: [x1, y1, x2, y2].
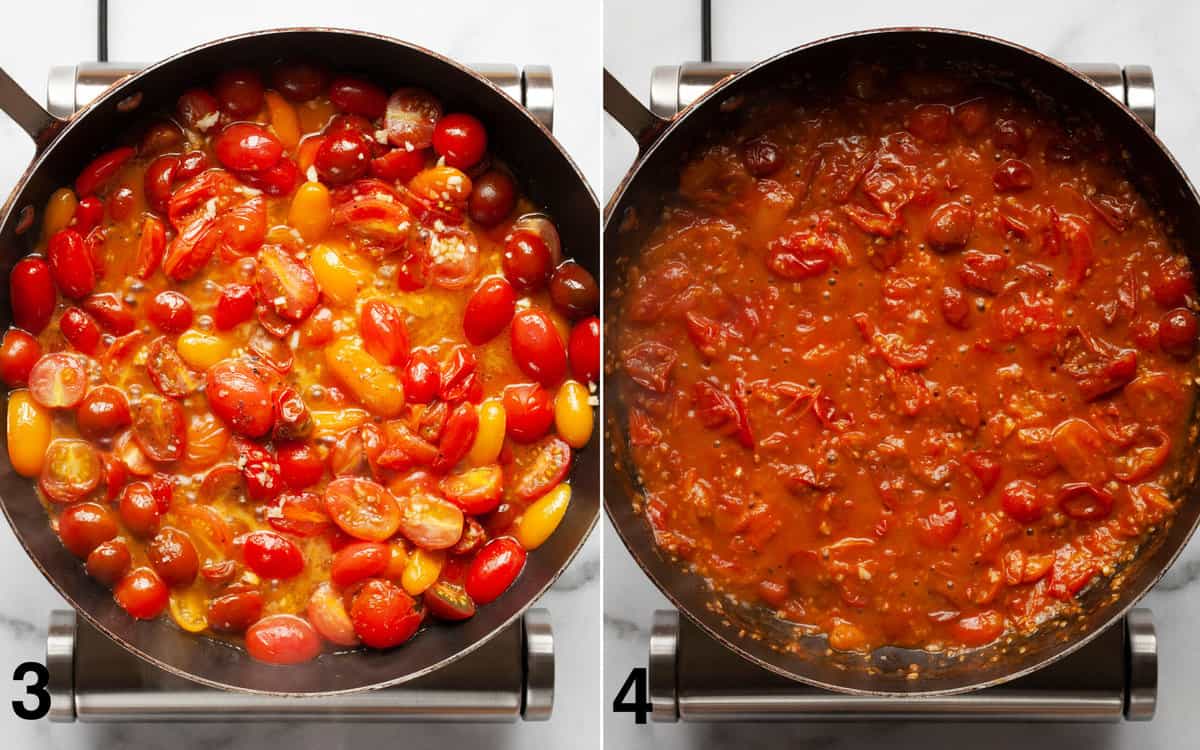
[0, 65, 62, 151]
[604, 69, 668, 153]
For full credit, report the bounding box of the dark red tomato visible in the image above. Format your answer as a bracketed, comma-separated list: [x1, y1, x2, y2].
[512, 436, 571, 500]
[502, 230, 553, 292]
[1149, 256, 1194, 307]
[370, 147, 426, 182]
[404, 349, 442, 405]
[359, 298, 410, 366]
[107, 186, 136, 221]
[549, 262, 599, 319]
[993, 119, 1028, 155]
[241, 530, 304, 579]
[953, 98, 988, 135]
[58, 502, 118, 557]
[9, 258, 55, 334]
[330, 76, 388, 119]
[176, 89, 220, 131]
[272, 62, 328, 101]
[568, 316, 601, 384]
[147, 290, 194, 334]
[330, 542, 389, 588]
[315, 129, 373, 184]
[385, 88, 442, 149]
[237, 158, 302, 196]
[237, 442, 284, 502]
[213, 68, 264, 117]
[207, 585, 264, 633]
[959, 250, 1009, 295]
[1057, 482, 1115, 520]
[144, 154, 179, 213]
[463, 277, 516, 345]
[76, 385, 131, 439]
[75, 146, 134, 197]
[275, 441, 325, 490]
[246, 614, 321, 664]
[29, 352, 89, 408]
[74, 196, 105, 232]
[465, 537, 527, 604]
[940, 286, 970, 328]
[0, 328, 40, 386]
[424, 581, 476, 621]
[468, 170, 516, 226]
[1159, 308, 1197, 358]
[350, 579, 422, 648]
[440, 465, 504, 515]
[214, 123, 283, 172]
[502, 382, 554, 443]
[132, 395, 186, 462]
[993, 158, 1034, 192]
[147, 527, 200, 586]
[82, 293, 136, 334]
[207, 359, 274, 437]
[48, 228, 97, 299]
[742, 136, 783, 176]
[510, 308, 567, 386]
[86, 539, 131, 585]
[215, 283, 257, 330]
[926, 201, 974, 252]
[907, 104, 952, 143]
[114, 567, 169, 620]
[432, 113, 487, 169]
[432, 402, 478, 474]
[326, 113, 377, 138]
[916, 499, 963, 547]
[119, 481, 164, 538]
[324, 477, 401, 542]
[1001, 479, 1045, 523]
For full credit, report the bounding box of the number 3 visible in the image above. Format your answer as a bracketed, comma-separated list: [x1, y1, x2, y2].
[12, 662, 50, 720]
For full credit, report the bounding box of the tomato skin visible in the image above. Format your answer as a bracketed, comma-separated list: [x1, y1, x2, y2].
[502, 231, 552, 292]
[29, 352, 89, 409]
[86, 539, 131, 586]
[272, 62, 328, 101]
[440, 465, 504, 515]
[58, 502, 118, 557]
[432, 113, 488, 169]
[76, 385, 131, 439]
[502, 383, 555, 443]
[1001, 479, 1045, 523]
[433, 402, 478, 474]
[1159, 308, 1197, 359]
[371, 147, 426, 182]
[147, 291, 194, 334]
[349, 579, 422, 649]
[1057, 482, 1115, 520]
[207, 359, 275, 438]
[330, 76, 388, 119]
[0, 328, 41, 386]
[177, 89, 220, 131]
[511, 436, 572, 500]
[215, 284, 257, 330]
[119, 481, 163, 537]
[82, 293, 135, 334]
[10, 257, 56, 334]
[114, 567, 169, 620]
[246, 614, 322, 664]
[468, 170, 516, 227]
[424, 580, 476, 621]
[568, 316, 601, 385]
[549, 262, 600, 320]
[207, 586, 264, 633]
[916, 499, 963, 547]
[403, 350, 442, 405]
[214, 123, 283, 172]
[463, 277, 516, 345]
[315, 129, 373, 184]
[331, 542, 390, 588]
[213, 68, 264, 117]
[241, 530, 304, 580]
[256, 245, 319, 322]
[952, 610, 1004, 647]
[48, 228, 97, 299]
[510, 308, 567, 386]
[465, 537, 527, 605]
[147, 527, 200, 586]
[385, 88, 443, 150]
[276, 441, 325, 489]
[439, 346, 481, 404]
[237, 442, 284, 502]
[132, 394, 186, 462]
[75, 146, 134, 197]
[359, 299, 410, 366]
[74, 196, 105, 232]
[324, 477, 402, 542]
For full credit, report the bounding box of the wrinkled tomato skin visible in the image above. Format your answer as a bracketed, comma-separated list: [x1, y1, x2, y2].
[403, 350, 442, 405]
[215, 284, 257, 330]
[465, 537, 527, 605]
[206, 359, 275, 438]
[349, 579, 422, 649]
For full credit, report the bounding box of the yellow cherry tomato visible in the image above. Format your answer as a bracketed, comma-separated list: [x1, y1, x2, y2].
[43, 187, 78, 238]
[325, 338, 406, 417]
[554, 380, 593, 448]
[402, 548, 445, 596]
[168, 587, 209, 633]
[264, 91, 301, 150]
[7, 390, 51, 477]
[310, 243, 370, 307]
[468, 398, 506, 465]
[289, 181, 332, 243]
[515, 483, 571, 550]
[176, 329, 235, 371]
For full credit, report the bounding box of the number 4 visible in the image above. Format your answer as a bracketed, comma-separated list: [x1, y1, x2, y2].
[612, 667, 652, 724]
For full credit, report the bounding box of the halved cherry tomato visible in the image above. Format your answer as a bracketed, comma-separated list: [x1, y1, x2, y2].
[350, 578, 421, 648]
[29, 352, 89, 409]
[568, 316, 600, 385]
[511, 309, 567, 387]
[463, 277, 516, 345]
[207, 585, 264, 634]
[307, 582, 359, 646]
[503, 383, 554, 443]
[0, 329, 40, 386]
[215, 284, 257, 330]
[371, 147, 426, 182]
[75, 146, 134, 197]
[132, 394, 186, 462]
[207, 358, 275, 437]
[146, 337, 200, 399]
[359, 298, 410, 366]
[114, 567, 169, 619]
[48, 228, 97, 299]
[10, 258, 55, 334]
[1057, 482, 1115, 520]
[58, 502, 118, 557]
[241, 530, 304, 579]
[267, 491, 331, 537]
[257, 245, 319, 321]
[246, 614, 321, 664]
[440, 465, 504, 516]
[416, 225, 480, 289]
[396, 492, 464, 550]
[512, 436, 572, 501]
[324, 477, 402, 542]
[424, 580, 476, 621]
[331, 542, 390, 587]
[465, 537, 526, 605]
[385, 87, 442, 149]
[133, 215, 167, 278]
[432, 113, 487, 169]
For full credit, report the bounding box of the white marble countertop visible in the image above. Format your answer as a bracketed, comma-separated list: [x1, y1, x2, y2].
[604, 1, 1200, 748]
[0, 1, 600, 748]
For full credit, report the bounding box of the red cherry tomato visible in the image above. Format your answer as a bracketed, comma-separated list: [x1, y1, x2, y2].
[74, 195, 105, 232]
[246, 614, 322, 664]
[241, 530, 304, 580]
[424, 580, 477, 621]
[132, 394, 186, 462]
[330, 542, 390, 588]
[58, 502, 118, 557]
[272, 62, 329, 101]
[267, 491, 331, 537]
[10, 257, 56, 334]
[207, 359, 275, 437]
[144, 155, 179, 213]
[1001, 479, 1045, 523]
[1159, 308, 1197, 359]
[439, 346, 481, 404]
[403, 349, 441, 405]
[502, 382, 554, 443]
[237, 441, 284, 502]
[119, 481, 164, 537]
[416, 225, 480, 289]
[114, 567, 169, 619]
[432, 113, 488, 169]
[147, 291, 194, 334]
[568, 316, 600, 384]
[76, 385, 131, 439]
[315, 129, 373, 184]
[75, 146, 134, 197]
[510, 308, 567, 386]
[370, 148, 426, 182]
[359, 299, 410, 366]
[48, 228, 97, 299]
[256, 245, 319, 322]
[207, 585, 264, 633]
[350, 579, 422, 648]
[147, 527, 200, 586]
[307, 582, 359, 646]
[86, 539, 131, 585]
[213, 68, 264, 117]
[0, 328, 41, 386]
[385, 88, 443, 149]
[465, 537, 527, 605]
[214, 123, 283, 172]
[511, 435, 572, 500]
[215, 283, 257, 330]
[549, 262, 600, 319]
[463, 277, 516, 345]
[440, 465, 504, 515]
[39, 439, 102, 503]
[134, 215, 167, 279]
[502, 231, 552, 292]
[329, 76, 388, 119]
[433, 402, 478, 474]
[324, 477, 402, 542]
[146, 337, 200, 399]
[274, 440, 325, 490]
[29, 352, 89, 408]
[177, 89, 220, 131]
[82, 293, 136, 334]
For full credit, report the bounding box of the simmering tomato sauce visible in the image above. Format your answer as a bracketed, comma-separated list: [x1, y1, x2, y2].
[614, 66, 1199, 652]
[2, 63, 598, 663]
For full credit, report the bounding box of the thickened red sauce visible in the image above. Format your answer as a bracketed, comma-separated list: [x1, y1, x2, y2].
[614, 67, 1199, 652]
